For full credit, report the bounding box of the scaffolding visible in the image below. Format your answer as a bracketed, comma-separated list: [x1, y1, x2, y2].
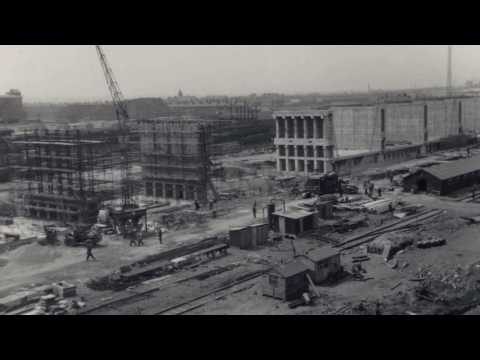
[12, 127, 128, 224]
[139, 117, 218, 204]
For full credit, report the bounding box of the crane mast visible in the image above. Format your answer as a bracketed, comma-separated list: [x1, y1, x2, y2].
[95, 45, 134, 208]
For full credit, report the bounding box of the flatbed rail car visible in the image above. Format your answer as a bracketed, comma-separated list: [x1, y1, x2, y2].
[120, 243, 230, 283]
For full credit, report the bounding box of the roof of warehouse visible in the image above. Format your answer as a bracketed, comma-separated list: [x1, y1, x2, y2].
[420, 155, 480, 180]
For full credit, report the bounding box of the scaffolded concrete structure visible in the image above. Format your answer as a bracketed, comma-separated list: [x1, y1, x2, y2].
[140, 118, 215, 204]
[13, 128, 122, 224]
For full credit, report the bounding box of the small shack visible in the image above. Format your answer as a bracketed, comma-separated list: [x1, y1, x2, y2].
[299, 246, 342, 284]
[263, 260, 309, 301]
[402, 156, 480, 195]
[229, 223, 269, 250]
[271, 209, 316, 236]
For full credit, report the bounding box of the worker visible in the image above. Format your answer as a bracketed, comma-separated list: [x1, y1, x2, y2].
[377, 188, 382, 197]
[194, 200, 200, 211]
[252, 201, 257, 218]
[364, 181, 369, 195]
[137, 231, 144, 246]
[338, 182, 343, 197]
[157, 225, 163, 245]
[85, 241, 96, 261]
[369, 182, 375, 197]
[209, 199, 214, 210]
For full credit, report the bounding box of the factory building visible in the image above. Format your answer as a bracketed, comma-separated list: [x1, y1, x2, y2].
[0, 90, 24, 123]
[273, 110, 336, 176]
[275, 96, 480, 176]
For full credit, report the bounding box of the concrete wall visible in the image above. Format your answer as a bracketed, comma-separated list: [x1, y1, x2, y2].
[332, 97, 480, 152]
[331, 106, 381, 150]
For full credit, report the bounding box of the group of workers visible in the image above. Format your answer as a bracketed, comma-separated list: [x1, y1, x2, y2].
[363, 180, 383, 198]
[85, 220, 165, 262]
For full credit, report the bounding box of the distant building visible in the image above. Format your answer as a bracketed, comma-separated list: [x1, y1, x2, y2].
[273, 110, 335, 175]
[0, 89, 24, 123]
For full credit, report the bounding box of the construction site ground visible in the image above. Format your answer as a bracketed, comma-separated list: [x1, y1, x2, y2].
[3, 149, 480, 314]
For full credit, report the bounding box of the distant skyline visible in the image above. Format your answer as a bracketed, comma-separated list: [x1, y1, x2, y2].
[1, 45, 480, 102]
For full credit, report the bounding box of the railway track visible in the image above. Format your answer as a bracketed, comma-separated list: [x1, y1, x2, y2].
[338, 209, 444, 251]
[152, 269, 269, 315]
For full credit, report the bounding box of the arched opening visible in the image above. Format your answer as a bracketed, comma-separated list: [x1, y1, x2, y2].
[417, 178, 427, 192]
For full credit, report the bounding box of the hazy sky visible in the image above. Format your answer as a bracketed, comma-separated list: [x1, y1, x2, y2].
[1, 45, 480, 102]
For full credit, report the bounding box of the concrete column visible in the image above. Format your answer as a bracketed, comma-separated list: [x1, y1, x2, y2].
[313, 116, 318, 139]
[303, 117, 308, 139]
[275, 118, 280, 138]
[294, 117, 298, 139]
[276, 145, 281, 172]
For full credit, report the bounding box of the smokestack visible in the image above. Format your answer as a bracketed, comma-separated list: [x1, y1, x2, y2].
[447, 45, 453, 97]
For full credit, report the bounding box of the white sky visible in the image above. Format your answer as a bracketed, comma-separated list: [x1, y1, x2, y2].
[0, 45, 479, 102]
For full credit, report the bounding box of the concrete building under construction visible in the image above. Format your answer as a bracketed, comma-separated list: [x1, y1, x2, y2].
[13, 128, 121, 224]
[274, 96, 480, 176]
[139, 118, 216, 204]
[273, 110, 336, 175]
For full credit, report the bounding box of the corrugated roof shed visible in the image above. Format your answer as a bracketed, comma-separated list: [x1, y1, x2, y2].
[421, 155, 480, 180]
[273, 260, 309, 278]
[305, 246, 339, 262]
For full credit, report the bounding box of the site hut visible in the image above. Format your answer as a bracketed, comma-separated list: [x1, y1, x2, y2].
[298, 246, 341, 285]
[263, 260, 309, 301]
[402, 155, 480, 195]
[228, 223, 269, 250]
[271, 209, 316, 236]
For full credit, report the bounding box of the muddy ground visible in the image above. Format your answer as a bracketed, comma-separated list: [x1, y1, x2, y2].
[3, 149, 480, 314]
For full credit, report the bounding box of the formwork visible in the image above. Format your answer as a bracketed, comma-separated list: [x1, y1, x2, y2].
[139, 118, 216, 204]
[12, 127, 126, 224]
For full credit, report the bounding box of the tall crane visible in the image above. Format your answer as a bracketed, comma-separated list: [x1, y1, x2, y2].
[95, 45, 135, 208]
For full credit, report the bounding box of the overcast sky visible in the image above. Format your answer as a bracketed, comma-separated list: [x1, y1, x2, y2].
[1, 45, 479, 102]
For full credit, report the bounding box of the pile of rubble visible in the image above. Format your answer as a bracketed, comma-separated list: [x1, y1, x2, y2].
[412, 263, 480, 314]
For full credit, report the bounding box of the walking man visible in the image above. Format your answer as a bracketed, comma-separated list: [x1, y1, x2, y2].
[86, 241, 96, 261]
[194, 200, 200, 211]
[252, 201, 257, 219]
